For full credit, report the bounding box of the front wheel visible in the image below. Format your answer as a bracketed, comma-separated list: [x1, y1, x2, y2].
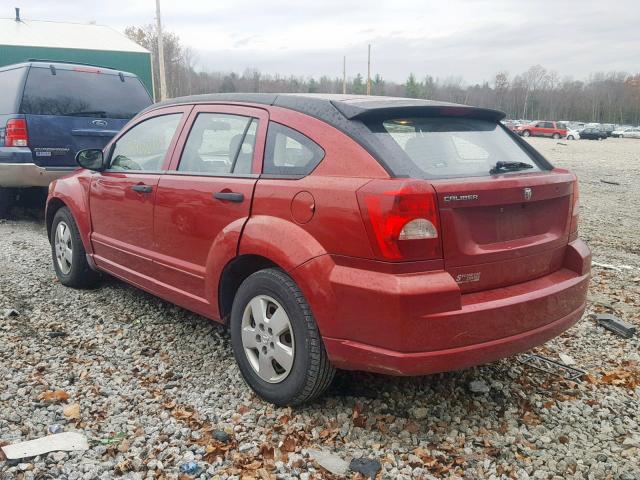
[567, 135, 574, 140]
[51, 207, 100, 288]
[522, 130, 531, 137]
[230, 268, 335, 406]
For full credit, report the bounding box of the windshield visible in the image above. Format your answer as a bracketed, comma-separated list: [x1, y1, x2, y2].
[20, 67, 152, 119]
[365, 117, 542, 179]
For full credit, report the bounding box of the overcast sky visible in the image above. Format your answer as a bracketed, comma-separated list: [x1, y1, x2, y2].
[5, 0, 640, 83]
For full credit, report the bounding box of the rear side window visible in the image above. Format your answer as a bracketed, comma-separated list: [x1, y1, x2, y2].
[263, 123, 324, 176]
[109, 114, 182, 172]
[178, 113, 257, 175]
[0, 67, 26, 114]
[20, 67, 151, 119]
[365, 117, 541, 179]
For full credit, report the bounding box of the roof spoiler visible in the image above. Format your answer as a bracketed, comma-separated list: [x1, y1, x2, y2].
[26, 59, 120, 71]
[332, 100, 506, 122]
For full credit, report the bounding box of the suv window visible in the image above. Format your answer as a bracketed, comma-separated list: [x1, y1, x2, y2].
[263, 122, 324, 176]
[178, 113, 257, 175]
[109, 114, 182, 172]
[365, 117, 541, 179]
[0, 67, 26, 114]
[20, 67, 151, 119]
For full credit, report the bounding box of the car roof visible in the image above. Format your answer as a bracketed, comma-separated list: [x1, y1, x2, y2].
[0, 61, 138, 77]
[143, 93, 505, 123]
[141, 93, 507, 176]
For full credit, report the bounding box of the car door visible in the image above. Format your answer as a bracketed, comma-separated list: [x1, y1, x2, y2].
[89, 106, 191, 280]
[153, 104, 268, 312]
[531, 122, 544, 137]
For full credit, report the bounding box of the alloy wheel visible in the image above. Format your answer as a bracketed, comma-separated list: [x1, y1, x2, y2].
[240, 295, 295, 383]
[54, 221, 73, 275]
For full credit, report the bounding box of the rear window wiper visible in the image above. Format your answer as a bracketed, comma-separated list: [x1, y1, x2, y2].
[63, 110, 108, 118]
[490, 161, 534, 174]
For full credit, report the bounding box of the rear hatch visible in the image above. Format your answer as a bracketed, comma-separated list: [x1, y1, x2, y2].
[431, 171, 574, 292]
[20, 64, 152, 167]
[360, 112, 576, 293]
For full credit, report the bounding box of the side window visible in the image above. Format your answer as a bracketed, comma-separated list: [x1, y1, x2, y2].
[178, 113, 257, 175]
[263, 122, 324, 176]
[110, 114, 182, 171]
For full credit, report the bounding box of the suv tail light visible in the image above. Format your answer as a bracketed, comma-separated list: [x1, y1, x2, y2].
[357, 179, 442, 261]
[5, 118, 28, 147]
[569, 180, 579, 239]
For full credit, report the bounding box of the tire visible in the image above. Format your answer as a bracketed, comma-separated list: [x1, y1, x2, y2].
[230, 268, 335, 406]
[50, 207, 100, 288]
[620, 134, 624, 138]
[567, 135, 574, 140]
[552, 133, 561, 139]
[522, 130, 531, 137]
[0, 187, 13, 218]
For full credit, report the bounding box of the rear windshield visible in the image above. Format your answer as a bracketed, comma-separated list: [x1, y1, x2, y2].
[0, 67, 26, 114]
[365, 117, 542, 179]
[20, 67, 152, 119]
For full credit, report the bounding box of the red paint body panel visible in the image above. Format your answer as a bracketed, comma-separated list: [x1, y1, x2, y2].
[46, 169, 93, 252]
[47, 98, 592, 378]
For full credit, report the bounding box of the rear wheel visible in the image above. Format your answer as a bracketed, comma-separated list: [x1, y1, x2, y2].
[51, 207, 100, 288]
[567, 135, 574, 140]
[0, 187, 13, 218]
[230, 268, 335, 406]
[522, 130, 531, 137]
[552, 133, 561, 139]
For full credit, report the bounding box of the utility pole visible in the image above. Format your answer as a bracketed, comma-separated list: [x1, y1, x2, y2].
[366, 44, 371, 95]
[342, 56, 346, 94]
[155, 0, 167, 101]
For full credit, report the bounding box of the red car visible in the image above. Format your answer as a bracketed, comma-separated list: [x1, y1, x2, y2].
[46, 94, 590, 405]
[516, 121, 567, 139]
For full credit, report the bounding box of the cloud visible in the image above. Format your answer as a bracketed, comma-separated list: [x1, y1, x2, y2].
[5, 0, 639, 83]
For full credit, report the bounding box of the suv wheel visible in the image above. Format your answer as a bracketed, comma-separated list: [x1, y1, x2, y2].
[552, 133, 561, 139]
[0, 187, 13, 218]
[51, 207, 100, 288]
[522, 130, 531, 137]
[230, 268, 335, 406]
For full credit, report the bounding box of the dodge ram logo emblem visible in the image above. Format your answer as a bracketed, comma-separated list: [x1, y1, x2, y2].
[523, 187, 533, 201]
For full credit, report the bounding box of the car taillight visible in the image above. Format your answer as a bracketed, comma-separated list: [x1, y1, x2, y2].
[5, 119, 28, 147]
[357, 179, 442, 261]
[570, 180, 579, 237]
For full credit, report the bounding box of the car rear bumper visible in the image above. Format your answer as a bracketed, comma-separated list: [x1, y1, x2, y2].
[293, 239, 591, 376]
[0, 162, 76, 187]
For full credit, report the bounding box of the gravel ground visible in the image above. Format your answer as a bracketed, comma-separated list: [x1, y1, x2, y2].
[1, 137, 639, 479]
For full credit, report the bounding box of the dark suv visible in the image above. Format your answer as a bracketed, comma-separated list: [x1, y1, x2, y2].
[0, 61, 152, 215]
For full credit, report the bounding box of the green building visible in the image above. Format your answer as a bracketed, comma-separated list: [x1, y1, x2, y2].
[0, 12, 153, 97]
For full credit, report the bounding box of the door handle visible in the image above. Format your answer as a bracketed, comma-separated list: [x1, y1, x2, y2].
[213, 191, 244, 203]
[130, 184, 152, 193]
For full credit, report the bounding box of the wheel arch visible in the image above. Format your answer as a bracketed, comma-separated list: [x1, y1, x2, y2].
[45, 197, 67, 241]
[217, 215, 329, 323]
[218, 254, 281, 323]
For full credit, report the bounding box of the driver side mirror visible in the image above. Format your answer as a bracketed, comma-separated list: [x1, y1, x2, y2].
[75, 149, 106, 171]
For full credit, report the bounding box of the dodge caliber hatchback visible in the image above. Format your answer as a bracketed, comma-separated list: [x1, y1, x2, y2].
[46, 94, 591, 405]
[0, 61, 152, 215]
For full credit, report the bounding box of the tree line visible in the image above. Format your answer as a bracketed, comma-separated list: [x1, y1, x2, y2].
[125, 25, 640, 125]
